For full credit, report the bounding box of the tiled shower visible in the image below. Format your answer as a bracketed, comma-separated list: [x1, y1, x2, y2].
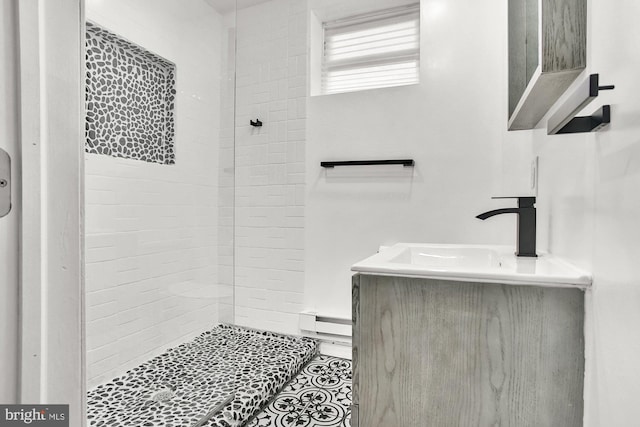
[84, 0, 232, 390]
[84, 0, 333, 425]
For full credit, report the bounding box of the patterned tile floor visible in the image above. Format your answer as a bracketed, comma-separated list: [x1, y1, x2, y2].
[246, 355, 352, 427]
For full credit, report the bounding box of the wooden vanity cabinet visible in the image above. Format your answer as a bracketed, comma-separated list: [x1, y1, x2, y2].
[352, 274, 584, 427]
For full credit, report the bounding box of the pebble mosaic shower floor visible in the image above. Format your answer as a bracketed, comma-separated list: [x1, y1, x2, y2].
[86, 325, 318, 427]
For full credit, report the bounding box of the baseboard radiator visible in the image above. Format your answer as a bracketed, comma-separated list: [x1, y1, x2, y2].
[299, 312, 352, 345]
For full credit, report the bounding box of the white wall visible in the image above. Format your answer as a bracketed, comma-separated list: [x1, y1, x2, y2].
[526, 0, 640, 424]
[231, 0, 533, 329]
[84, 0, 224, 388]
[232, 0, 308, 334]
[304, 0, 530, 318]
[0, 0, 19, 403]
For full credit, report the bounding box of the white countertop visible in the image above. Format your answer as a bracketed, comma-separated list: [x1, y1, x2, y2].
[351, 243, 592, 289]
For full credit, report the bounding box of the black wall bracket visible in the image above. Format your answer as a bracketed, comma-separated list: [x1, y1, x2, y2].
[250, 119, 263, 127]
[555, 105, 611, 134]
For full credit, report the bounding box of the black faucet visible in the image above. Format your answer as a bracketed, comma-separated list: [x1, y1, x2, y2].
[476, 197, 537, 257]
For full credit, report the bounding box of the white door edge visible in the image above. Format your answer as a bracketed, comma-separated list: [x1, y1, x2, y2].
[17, 1, 85, 426]
[0, 0, 21, 405]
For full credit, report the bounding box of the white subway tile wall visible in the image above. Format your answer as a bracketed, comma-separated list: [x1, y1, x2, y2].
[84, 0, 225, 388]
[233, 0, 308, 335]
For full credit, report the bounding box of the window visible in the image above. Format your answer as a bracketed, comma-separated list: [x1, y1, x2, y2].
[322, 4, 420, 95]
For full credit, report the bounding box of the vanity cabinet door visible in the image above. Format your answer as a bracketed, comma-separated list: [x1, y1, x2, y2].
[353, 274, 584, 427]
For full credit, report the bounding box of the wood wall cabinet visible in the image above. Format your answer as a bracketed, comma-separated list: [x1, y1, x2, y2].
[508, 0, 587, 130]
[352, 274, 585, 427]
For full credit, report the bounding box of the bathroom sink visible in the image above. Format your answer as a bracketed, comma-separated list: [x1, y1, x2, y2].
[352, 243, 592, 288]
[388, 246, 501, 269]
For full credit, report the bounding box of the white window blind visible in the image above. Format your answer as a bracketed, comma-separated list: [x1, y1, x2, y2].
[322, 4, 420, 95]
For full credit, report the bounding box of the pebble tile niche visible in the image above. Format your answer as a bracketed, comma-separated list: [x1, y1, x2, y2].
[87, 325, 318, 427]
[85, 22, 176, 164]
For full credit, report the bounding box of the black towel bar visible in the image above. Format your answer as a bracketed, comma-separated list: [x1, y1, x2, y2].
[320, 159, 415, 168]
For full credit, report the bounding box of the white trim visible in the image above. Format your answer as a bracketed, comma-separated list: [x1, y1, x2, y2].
[18, 0, 43, 402]
[299, 312, 352, 338]
[324, 3, 420, 29]
[17, 0, 85, 425]
[299, 311, 353, 358]
[319, 342, 352, 360]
